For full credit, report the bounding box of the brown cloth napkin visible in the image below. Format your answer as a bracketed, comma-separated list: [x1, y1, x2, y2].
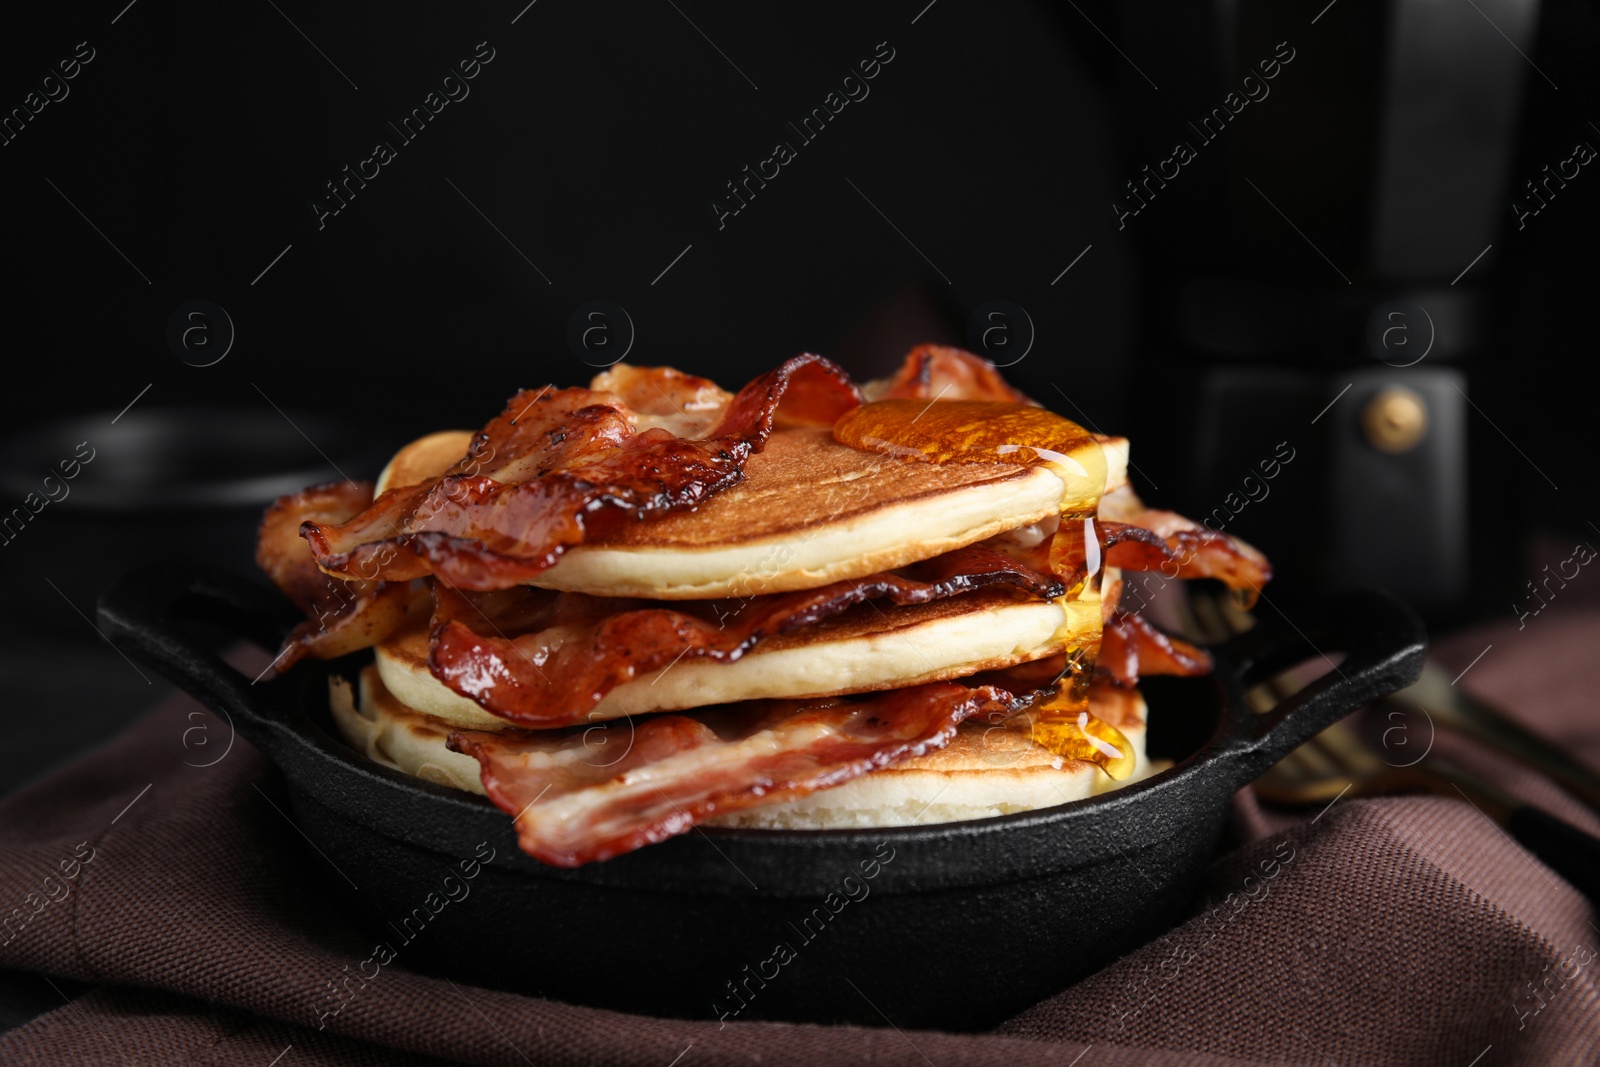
[3, 613, 1598, 1066]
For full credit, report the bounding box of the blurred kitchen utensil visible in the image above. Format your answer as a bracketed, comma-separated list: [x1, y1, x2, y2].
[1256, 718, 1600, 908]
[1380, 659, 1600, 814]
[0, 407, 381, 641]
[1184, 584, 1600, 906]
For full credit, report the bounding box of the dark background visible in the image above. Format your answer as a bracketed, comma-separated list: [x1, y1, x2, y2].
[1, 0, 1597, 798]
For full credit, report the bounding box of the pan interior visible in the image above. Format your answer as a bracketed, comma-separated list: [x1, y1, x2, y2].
[1139, 674, 1225, 768]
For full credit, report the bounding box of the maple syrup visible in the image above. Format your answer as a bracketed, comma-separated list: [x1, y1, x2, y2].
[833, 399, 1135, 779]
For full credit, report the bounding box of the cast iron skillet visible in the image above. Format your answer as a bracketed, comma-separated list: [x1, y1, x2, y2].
[98, 564, 1425, 1031]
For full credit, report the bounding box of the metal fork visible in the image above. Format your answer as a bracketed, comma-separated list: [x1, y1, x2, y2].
[1187, 585, 1600, 814]
[1183, 586, 1600, 906]
[1383, 659, 1600, 813]
[1256, 716, 1600, 905]
[1256, 718, 1515, 819]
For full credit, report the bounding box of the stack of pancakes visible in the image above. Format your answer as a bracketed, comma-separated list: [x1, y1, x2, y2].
[330, 400, 1154, 829]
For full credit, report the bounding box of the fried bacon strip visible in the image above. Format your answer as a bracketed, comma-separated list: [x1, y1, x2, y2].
[301, 355, 861, 590]
[256, 482, 417, 668]
[428, 544, 1062, 726]
[1097, 611, 1212, 687]
[1098, 486, 1272, 600]
[448, 682, 1015, 866]
[871, 344, 1034, 404]
[588, 364, 733, 438]
[975, 609, 1212, 692]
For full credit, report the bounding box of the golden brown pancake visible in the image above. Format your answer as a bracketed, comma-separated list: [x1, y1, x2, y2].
[709, 683, 1152, 829]
[372, 578, 1112, 726]
[376, 428, 1129, 599]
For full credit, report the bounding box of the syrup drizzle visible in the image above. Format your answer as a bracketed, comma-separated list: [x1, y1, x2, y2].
[833, 399, 1135, 780]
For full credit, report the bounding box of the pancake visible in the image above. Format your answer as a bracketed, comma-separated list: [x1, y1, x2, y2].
[376, 428, 1129, 599]
[331, 669, 485, 795]
[372, 577, 1113, 727]
[328, 667, 1153, 825]
[708, 683, 1153, 829]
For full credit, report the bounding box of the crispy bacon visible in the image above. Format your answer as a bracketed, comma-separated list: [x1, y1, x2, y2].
[971, 611, 1210, 694]
[872, 344, 1034, 404]
[1098, 486, 1272, 601]
[428, 544, 1062, 726]
[1097, 611, 1212, 687]
[301, 355, 861, 590]
[965, 653, 1072, 698]
[1099, 521, 1180, 572]
[447, 683, 1014, 866]
[589, 364, 733, 438]
[255, 482, 417, 668]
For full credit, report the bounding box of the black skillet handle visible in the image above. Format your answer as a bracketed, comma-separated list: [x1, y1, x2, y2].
[97, 562, 304, 760]
[1216, 588, 1428, 787]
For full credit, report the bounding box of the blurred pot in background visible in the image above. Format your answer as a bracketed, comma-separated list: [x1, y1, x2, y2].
[0, 408, 377, 642]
